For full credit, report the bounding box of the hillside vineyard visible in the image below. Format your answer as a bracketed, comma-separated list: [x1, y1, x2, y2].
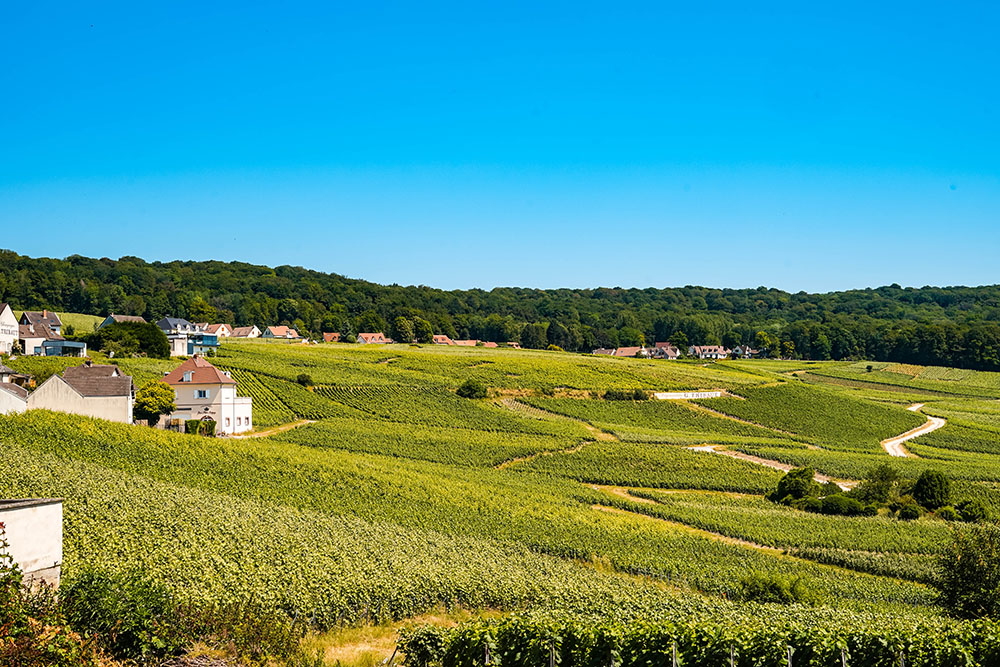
[4, 340, 1000, 663]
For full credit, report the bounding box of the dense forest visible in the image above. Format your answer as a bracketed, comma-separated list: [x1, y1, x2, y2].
[2, 249, 999, 369]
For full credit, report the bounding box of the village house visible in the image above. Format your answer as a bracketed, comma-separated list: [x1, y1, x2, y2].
[653, 342, 681, 360]
[432, 334, 454, 345]
[20, 310, 62, 336]
[592, 348, 616, 355]
[158, 317, 219, 356]
[18, 321, 87, 357]
[230, 325, 261, 339]
[688, 345, 731, 360]
[160, 355, 252, 435]
[504, 342, 521, 349]
[482, 341, 498, 348]
[0, 363, 28, 415]
[0, 303, 18, 354]
[262, 326, 300, 340]
[99, 313, 147, 329]
[27, 361, 135, 423]
[202, 323, 232, 338]
[613, 346, 648, 358]
[0, 498, 63, 587]
[356, 332, 388, 344]
[732, 345, 759, 359]
[322, 332, 340, 343]
[453, 339, 479, 346]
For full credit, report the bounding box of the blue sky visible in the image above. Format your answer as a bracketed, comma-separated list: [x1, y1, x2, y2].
[2, 2, 997, 291]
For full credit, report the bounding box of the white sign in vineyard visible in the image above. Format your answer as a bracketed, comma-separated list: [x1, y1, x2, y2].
[652, 391, 722, 400]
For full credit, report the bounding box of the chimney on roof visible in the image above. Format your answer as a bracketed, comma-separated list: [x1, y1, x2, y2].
[43, 309, 47, 318]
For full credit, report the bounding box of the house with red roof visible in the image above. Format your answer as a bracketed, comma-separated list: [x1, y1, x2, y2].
[357, 332, 388, 344]
[262, 326, 300, 340]
[432, 334, 454, 345]
[688, 345, 731, 360]
[230, 325, 261, 339]
[323, 332, 340, 343]
[161, 355, 252, 435]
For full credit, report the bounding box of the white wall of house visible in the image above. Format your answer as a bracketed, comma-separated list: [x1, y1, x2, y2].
[20, 335, 45, 356]
[0, 388, 27, 415]
[167, 335, 188, 357]
[165, 382, 253, 435]
[0, 499, 62, 587]
[0, 306, 16, 354]
[27, 375, 134, 423]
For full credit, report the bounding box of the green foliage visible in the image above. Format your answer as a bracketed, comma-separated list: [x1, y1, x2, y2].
[456, 378, 487, 399]
[937, 523, 1000, 619]
[898, 503, 922, 521]
[602, 388, 651, 401]
[296, 372, 314, 387]
[413, 317, 434, 344]
[852, 463, 902, 505]
[769, 467, 820, 502]
[184, 419, 216, 436]
[85, 321, 170, 359]
[134, 380, 176, 426]
[913, 470, 952, 510]
[816, 494, 866, 516]
[737, 573, 820, 606]
[956, 499, 991, 523]
[62, 569, 188, 661]
[391, 317, 415, 344]
[936, 506, 960, 522]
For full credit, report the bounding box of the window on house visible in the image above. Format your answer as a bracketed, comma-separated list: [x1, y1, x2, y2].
[236, 417, 241, 426]
[225, 418, 231, 427]
[195, 389, 209, 399]
[183, 371, 193, 382]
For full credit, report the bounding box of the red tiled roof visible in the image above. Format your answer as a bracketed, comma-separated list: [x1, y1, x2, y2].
[323, 332, 340, 343]
[108, 314, 148, 324]
[357, 333, 386, 343]
[203, 323, 230, 335]
[432, 335, 454, 345]
[231, 326, 258, 337]
[482, 341, 498, 348]
[163, 356, 237, 386]
[613, 347, 642, 357]
[20, 310, 62, 328]
[453, 339, 478, 346]
[266, 326, 299, 338]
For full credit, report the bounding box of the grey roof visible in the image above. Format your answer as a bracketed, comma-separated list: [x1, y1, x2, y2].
[0, 383, 28, 400]
[20, 311, 62, 328]
[0, 363, 14, 374]
[157, 317, 194, 330]
[104, 313, 148, 326]
[61, 364, 134, 397]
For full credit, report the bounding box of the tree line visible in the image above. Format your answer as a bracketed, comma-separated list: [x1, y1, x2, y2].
[2, 249, 999, 369]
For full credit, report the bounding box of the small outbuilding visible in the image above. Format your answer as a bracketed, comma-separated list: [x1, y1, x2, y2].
[0, 498, 63, 588]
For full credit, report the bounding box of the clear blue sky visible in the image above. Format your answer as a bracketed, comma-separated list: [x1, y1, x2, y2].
[2, 2, 997, 292]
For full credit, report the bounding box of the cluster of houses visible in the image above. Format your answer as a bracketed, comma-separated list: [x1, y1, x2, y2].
[0, 354, 253, 436]
[0, 305, 88, 358]
[593, 343, 759, 360]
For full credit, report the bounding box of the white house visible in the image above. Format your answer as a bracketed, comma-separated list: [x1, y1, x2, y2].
[161, 355, 252, 435]
[203, 323, 232, 338]
[0, 303, 17, 354]
[231, 326, 261, 339]
[0, 498, 63, 588]
[27, 362, 135, 423]
[262, 326, 300, 339]
[688, 345, 731, 360]
[356, 332, 387, 344]
[732, 345, 760, 359]
[0, 363, 28, 415]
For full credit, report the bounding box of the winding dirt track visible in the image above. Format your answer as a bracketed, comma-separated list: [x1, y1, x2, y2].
[880, 404, 945, 458]
[229, 419, 315, 439]
[687, 444, 855, 490]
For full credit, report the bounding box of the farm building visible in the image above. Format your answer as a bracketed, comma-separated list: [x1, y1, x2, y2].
[27, 361, 135, 423]
[613, 346, 647, 358]
[592, 348, 615, 355]
[161, 355, 252, 435]
[357, 332, 388, 344]
[231, 325, 261, 338]
[0, 498, 63, 587]
[432, 335, 454, 345]
[0, 303, 18, 354]
[0, 364, 28, 415]
[99, 313, 148, 328]
[453, 339, 479, 346]
[263, 326, 300, 339]
[323, 332, 340, 343]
